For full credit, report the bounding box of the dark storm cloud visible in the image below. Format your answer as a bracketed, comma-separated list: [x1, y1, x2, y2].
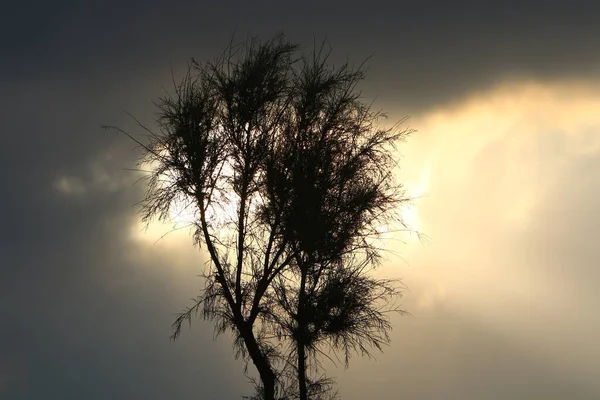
[4, 1, 600, 112]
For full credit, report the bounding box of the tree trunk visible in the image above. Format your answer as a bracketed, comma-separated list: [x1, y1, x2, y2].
[298, 341, 308, 400]
[297, 270, 308, 400]
[241, 324, 276, 400]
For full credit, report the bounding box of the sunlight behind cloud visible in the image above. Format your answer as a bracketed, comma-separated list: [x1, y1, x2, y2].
[401, 157, 431, 239]
[375, 78, 600, 394]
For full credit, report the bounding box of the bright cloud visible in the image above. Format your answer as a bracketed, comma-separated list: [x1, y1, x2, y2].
[334, 79, 600, 399]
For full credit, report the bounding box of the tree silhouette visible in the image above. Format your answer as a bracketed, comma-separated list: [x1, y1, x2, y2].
[116, 34, 411, 400]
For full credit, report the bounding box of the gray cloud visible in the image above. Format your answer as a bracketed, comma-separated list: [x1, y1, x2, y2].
[1, 74, 248, 398]
[4, 2, 600, 112]
[356, 84, 600, 399]
[0, 160, 248, 399]
[333, 303, 598, 400]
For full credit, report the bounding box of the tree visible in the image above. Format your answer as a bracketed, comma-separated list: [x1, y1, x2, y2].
[115, 34, 411, 400]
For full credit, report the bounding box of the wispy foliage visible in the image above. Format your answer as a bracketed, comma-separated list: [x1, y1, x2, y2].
[111, 34, 413, 400]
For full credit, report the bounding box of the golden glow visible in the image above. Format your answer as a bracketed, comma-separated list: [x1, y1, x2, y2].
[401, 158, 431, 239]
[384, 79, 600, 363]
[129, 166, 238, 247]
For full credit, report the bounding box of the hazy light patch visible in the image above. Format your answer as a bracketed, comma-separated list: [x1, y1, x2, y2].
[394, 78, 600, 255]
[53, 149, 135, 197]
[169, 196, 198, 227]
[128, 216, 195, 247]
[397, 157, 431, 243]
[360, 78, 600, 398]
[54, 175, 86, 195]
[128, 159, 240, 250]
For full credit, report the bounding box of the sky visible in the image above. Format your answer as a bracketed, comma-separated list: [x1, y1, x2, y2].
[2, 1, 600, 399]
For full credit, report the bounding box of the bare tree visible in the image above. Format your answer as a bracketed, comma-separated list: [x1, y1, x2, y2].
[113, 35, 412, 400]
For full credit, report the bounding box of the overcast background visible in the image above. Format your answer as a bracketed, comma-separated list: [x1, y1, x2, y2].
[2, 1, 600, 399]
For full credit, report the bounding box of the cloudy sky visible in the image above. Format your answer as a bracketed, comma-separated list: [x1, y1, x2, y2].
[3, 1, 600, 399]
